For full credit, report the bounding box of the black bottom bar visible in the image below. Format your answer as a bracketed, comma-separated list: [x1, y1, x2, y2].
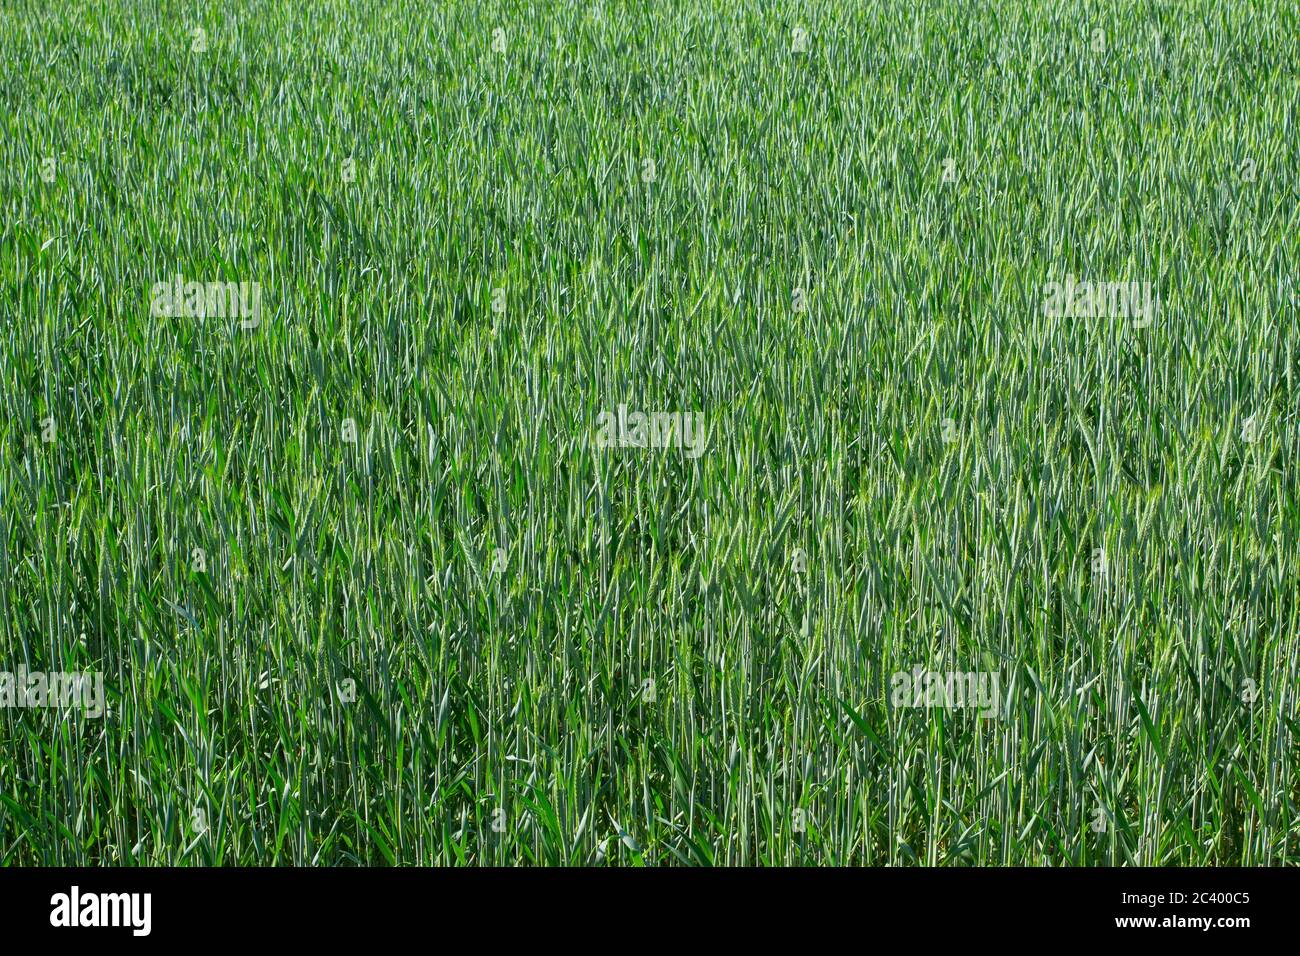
[0, 867, 1284, 943]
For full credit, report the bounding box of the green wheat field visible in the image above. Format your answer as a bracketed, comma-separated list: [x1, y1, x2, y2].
[1, 0, 1297, 866]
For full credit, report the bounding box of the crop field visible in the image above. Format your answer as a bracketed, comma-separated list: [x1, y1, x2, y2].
[0, 0, 1297, 866]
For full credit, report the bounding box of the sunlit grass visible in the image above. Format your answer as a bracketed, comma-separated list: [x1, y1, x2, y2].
[0, 0, 1297, 865]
